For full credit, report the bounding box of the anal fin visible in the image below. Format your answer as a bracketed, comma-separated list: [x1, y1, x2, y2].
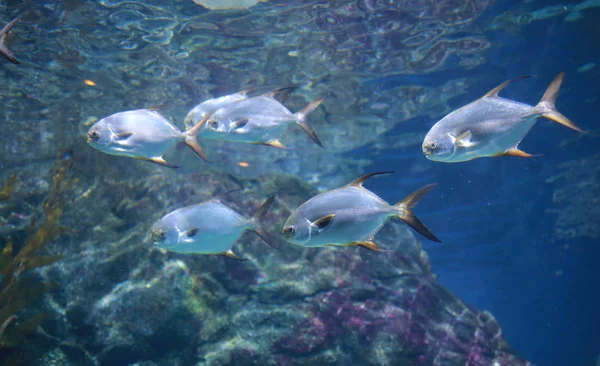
[345, 240, 387, 253]
[497, 149, 541, 158]
[255, 140, 289, 149]
[222, 250, 247, 261]
[140, 156, 180, 168]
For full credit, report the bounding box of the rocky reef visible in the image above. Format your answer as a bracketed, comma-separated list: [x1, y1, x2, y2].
[0, 0, 539, 364]
[0, 146, 532, 365]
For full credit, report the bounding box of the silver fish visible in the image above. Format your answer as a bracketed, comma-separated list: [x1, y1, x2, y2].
[422, 73, 583, 163]
[199, 92, 324, 149]
[184, 90, 249, 130]
[0, 17, 19, 64]
[87, 108, 210, 167]
[151, 196, 275, 260]
[282, 172, 441, 252]
[183, 87, 298, 130]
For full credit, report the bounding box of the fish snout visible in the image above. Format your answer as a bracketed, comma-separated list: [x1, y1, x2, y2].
[422, 141, 438, 157]
[151, 229, 166, 244]
[87, 130, 100, 143]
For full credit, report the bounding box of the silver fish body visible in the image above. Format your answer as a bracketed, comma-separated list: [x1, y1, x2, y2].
[184, 90, 248, 130]
[282, 172, 440, 252]
[151, 196, 274, 259]
[422, 73, 583, 163]
[87, 108, 209, 167]
[284, 187, 393, 248]
[200, 95, 324, 148]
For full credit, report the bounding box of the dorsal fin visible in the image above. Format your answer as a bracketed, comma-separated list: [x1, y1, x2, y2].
[209, 188, 243, 203]
[262, 86, 299, 102]
[344, 171, 394, 188]
[147, 103, 170, 111]
[482, 76, 532, 99]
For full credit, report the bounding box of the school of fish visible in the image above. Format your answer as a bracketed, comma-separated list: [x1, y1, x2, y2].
[2, 18, 586, 260]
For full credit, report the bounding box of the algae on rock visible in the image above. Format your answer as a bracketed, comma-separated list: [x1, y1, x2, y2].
[0, 150, 75, 355]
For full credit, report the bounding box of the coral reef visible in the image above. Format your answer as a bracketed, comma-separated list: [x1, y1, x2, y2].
[0, 150, 74, 362]
[0, 155, 531, 365]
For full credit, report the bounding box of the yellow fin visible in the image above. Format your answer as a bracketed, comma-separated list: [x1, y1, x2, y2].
[482, 75, 531, 98]
[537, 72, 584, 132]
[295, 98, 324, 148]
[185, 137, 210, 162]
[497, 149, 541, 158]
[183, 113, 211, 162]
[140, 156, 179, 168]
[255, 140, 288, 149]
[222, 250, 247, 261]
[395, 184, 441, 243]
[344, 171, 394, 188]
[345, 240, 387, 253]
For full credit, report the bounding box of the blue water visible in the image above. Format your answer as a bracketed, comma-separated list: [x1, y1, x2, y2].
[1, 0, 598, 365]
[360, 6, 600, 365]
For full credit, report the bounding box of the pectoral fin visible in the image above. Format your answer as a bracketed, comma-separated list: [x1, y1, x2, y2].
[344, 240, 387, 253]
[114, 132, 133, 141]
[139, 156, 179, 168]
[454, 130, 475, 148]
[231, 118, 249, 130]
[496, 149, 541, 158]
[184, 228, 199, 238]
[311, 214, 335, 231]
[222, 250, 247, 261]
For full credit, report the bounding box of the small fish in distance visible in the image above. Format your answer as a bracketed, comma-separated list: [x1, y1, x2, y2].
[282, 172, 441, 252]
[151, 196, 275, 260]
[87, 108, 210, 167]
[199, 90, 324, 149]
[0, 17, 20, 64]
[422, 73, 583, 163]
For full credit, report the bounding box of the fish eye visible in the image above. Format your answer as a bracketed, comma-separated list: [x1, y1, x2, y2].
[283, 226, 296, 237]
[87, 130, 100, 142]
[208, 120, 218, 129]
[428, 142, 438, 151]
[153, 229, 166, 242]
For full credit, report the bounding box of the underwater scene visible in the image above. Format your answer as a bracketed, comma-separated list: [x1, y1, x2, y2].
[0, 0, 598, 365]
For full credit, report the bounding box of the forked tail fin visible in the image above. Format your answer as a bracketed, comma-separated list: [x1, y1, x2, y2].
[0, 17, 20, 64]
[184, 113, 211, 162]
[251, 196, 278, 249]
[294, 98, 324, 148]
[394, 184, 441, 243]
[536, 72, 583, 132]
